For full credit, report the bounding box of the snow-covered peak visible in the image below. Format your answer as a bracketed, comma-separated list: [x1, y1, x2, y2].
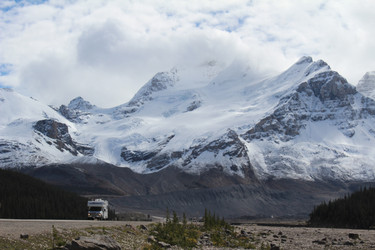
[0, 88, 69, 126]
[0, 88, 79, 167]
[67, 96, 96, 111]
[280, 57, 330, 81]
[128, 70, 178, 107]
[357, 71, 375, 100]
[295, 56, 313, 65]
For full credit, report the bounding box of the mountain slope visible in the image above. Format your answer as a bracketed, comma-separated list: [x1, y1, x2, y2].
[243, 69, 375, 180]
[21, 163, 372, 218]
[1, 57, 375, 183]
[0, 89, 93, 167]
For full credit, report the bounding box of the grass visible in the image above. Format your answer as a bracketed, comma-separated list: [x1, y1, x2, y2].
[144, 210, 260, 249]
[0, 224, 149, 250]
[0, 219, 273, 249]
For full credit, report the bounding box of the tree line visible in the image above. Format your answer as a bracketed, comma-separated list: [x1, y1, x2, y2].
[0, 168, 87, 219]
[308, 186, 375, 229]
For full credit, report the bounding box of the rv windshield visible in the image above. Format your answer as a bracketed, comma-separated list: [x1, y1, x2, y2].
[88, 207, 102, 212]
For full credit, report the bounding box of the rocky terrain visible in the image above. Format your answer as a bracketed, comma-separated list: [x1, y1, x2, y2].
[235, 224, 375, 249]
[1, 219, 374, 249]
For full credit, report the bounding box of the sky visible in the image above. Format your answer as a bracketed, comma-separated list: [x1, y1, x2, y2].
[0, 0, 375, 108]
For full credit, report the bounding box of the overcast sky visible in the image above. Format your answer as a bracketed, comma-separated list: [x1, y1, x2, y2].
[1, 0, 374, 107]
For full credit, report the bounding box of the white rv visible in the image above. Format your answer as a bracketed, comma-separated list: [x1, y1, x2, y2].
[87, 199, 109, 220]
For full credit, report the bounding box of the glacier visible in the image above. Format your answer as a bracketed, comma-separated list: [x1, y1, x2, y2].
[1, 56, 375, 182]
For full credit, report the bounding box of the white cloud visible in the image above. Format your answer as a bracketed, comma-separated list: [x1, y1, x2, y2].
[0, 0, 375, 107]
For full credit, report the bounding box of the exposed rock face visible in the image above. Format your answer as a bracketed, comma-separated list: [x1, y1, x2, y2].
[120, 134, 176, 171]
[181, 129, 254, 177]
[244, 71, 365, 142]
[120, 129, 255, 177]
[185, 100, 202, 112]
[58, 97, 96, 123]
[33, 119, 94, 156]
[357, 71, 375, 100]
[75, 143, 95, 156]
[34, 119, 77, 155]
[0, 139, 52, 167]
[121, 147, 158, 163]
[58, 105, 83, 123]
[241, 70, 375, 180]
[67, 96, 95, 111]
[305, 71, 356, 101]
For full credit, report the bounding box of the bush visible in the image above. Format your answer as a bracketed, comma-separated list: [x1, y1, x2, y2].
[150, 209, 199, 248]
[149, 208, 255, 249]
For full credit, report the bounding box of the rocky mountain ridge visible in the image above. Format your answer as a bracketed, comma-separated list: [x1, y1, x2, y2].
[1, 57, 375, 182]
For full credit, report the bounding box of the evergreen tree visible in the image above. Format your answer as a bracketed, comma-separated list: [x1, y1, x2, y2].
[0, 168, 87, 219]
[309, 187, 375, 229]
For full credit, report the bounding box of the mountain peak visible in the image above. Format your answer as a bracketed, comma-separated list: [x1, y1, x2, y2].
[357, 71, 375, 99]
[128, 71, 178, 107]
[67, 96, 95, 111]
[296, 56, 313, 65]
[297, 71, 356, 101]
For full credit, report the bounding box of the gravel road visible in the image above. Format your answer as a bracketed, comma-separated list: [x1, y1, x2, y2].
[0, 219, 155, 239]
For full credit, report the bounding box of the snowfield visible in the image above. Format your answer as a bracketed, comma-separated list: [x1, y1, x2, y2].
[1, 56, 375, 182]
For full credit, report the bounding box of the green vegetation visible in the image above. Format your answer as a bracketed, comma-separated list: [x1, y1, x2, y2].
[0, 168, 87, 219]
[0, 224, 147, 250]
[52, 225, 66, 248]
[309, 186, 375, 229]
[148, 209, 200, 248]
[146, 208, 256, 249]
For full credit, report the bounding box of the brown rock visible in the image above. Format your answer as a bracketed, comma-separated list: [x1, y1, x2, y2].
[20, 234, 29, 239]
[348, 233, 360, 240]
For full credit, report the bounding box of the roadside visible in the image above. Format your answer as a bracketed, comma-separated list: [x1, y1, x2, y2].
[0, 219, 155, 239]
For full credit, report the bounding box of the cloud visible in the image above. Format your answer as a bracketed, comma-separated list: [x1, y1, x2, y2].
[0, 0, 375, 107]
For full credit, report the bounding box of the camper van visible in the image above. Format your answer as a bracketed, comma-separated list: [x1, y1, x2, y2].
[87, 199, 108, 220]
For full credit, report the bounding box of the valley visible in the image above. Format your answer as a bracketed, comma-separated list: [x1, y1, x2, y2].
[1, 56, 375, 219]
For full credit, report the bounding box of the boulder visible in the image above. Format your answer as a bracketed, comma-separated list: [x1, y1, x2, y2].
[20, 234, 29, 239]
[348, 233, 360, 240]
[66, 235, 121, 250]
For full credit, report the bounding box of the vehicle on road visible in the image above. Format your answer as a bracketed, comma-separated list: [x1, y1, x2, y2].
[87, 199, 108, 220]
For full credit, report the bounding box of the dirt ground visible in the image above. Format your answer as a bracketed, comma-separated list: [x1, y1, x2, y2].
[1, 219, 375, 249]
[236, 223, 375, 249]
[0, 219, 155, 239]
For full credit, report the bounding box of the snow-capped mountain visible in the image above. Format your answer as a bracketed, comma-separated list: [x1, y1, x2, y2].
[1, 57, 375, 183]
[0, 88, 79, 166]
[357, 71, 375, 100]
